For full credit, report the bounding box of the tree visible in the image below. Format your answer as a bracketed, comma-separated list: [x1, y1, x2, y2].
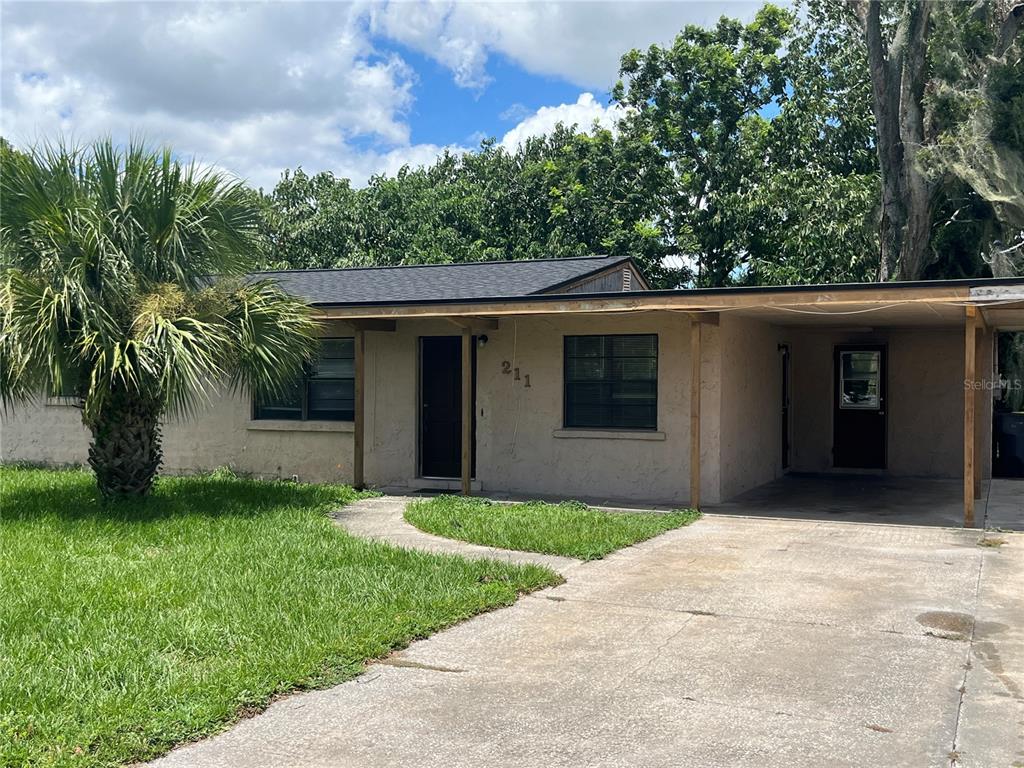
[259, 168, 360, 270]
[612, 5, 794, 286]
[921, 0, 1024, 277]
[846, 0, 1023, 280]
[257, 128, 675, 284]
[0, 140, 318, 497]
[739, 3, 879, 284]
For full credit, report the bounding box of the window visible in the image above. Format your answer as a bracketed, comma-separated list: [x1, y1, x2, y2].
[564, 334, 657, 430]
[254, 338, 355, 421]
[839, 350, 880, 410]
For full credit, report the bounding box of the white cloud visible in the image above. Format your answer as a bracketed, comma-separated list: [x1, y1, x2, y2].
[499, 92, 622, 149]
[1, 1, 772, 189]
[0, 2, 431, 189]
[372, 1, 768, 90]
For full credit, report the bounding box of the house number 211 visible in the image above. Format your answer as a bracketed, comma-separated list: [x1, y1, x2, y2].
[501, 361, 531, 387]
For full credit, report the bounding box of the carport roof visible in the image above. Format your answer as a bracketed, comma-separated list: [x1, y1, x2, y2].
[305, 271, 1024, 329]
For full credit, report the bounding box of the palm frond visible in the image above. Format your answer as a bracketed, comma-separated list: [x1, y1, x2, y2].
[2, 137, 317, 424]
[218, 279, 319, 402]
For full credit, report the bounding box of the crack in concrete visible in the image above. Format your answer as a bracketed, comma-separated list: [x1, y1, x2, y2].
[537, 593, 967, 642]
[947, 552, 986, 767]
[621, 616, 695, 680]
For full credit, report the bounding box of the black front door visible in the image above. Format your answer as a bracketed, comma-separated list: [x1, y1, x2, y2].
[420, 336, 475, 478]
[834, 345, 887, 469]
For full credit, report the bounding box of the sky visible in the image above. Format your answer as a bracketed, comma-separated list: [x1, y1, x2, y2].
[1, 1, 764, 191]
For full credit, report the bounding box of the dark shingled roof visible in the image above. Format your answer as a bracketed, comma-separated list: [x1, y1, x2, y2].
[257, 255, 633, 306]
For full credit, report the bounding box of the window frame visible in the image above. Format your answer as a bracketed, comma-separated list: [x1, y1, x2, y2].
[252, 337, 355, 422]
[838, 349, 882, 411]
[562, 333, 659, 431]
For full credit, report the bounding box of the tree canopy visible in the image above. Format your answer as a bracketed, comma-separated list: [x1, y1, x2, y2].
[254, 1, 1021, 287]
[7, 3, 1021, 288]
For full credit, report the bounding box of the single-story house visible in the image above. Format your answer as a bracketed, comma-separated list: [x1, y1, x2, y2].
[3, 255, 1023, 526]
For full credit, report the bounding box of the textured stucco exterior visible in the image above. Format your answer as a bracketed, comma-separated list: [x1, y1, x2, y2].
[717, 316, 787, 501]
[0, 313, 989, 504]
[786, 327, 994, 480]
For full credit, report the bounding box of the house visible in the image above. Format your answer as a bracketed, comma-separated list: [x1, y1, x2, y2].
[3, 255, 1023, 526]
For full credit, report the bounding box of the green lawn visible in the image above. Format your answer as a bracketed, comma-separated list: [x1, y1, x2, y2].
[0, 467, 560, 768]
[405, 495, 700, 560]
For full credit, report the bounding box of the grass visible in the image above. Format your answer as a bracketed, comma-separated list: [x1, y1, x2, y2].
[405, 495, 701, 560]
[0, 466, 560, 768]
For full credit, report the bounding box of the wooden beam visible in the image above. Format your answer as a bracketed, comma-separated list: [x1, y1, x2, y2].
[964, 306, 977, 527]
[348, 318, 396, 332]
[318, 285, 972, 321]
[689, 311, 720, 326]
[353, 328, 365, 490]
[461, 327, 473, 496]
[690, 319, 702, 509]
[446, 316, 499, 332]
[975, 325, 987, 500]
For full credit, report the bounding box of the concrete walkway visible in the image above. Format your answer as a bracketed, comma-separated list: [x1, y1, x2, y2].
[331, 495, 581, 575]
[149, 513, 1023, 768]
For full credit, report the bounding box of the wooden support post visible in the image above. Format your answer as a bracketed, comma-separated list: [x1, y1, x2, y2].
[690, 319, 702, 509]
[461, 327, 472, 496]
[353, 328, 365, 490]
[964, 306, 977, 527]
[975, 326, 984, 501]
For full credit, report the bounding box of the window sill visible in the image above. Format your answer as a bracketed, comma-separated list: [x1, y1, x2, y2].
[247, 420, 354, 433]
[552, 428, 665, 441]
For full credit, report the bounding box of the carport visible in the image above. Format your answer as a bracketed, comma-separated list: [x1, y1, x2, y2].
[710, 473, 1023, 529]
[709, 282, 1024, 528]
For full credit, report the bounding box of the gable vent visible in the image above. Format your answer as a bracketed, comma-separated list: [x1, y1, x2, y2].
[622, 268, 632, 292]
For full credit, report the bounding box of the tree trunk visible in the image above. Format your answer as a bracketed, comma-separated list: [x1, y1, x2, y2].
[855, 0, 935, 281]
[84, 389, 163, 497]
[893, 0, 934, 280]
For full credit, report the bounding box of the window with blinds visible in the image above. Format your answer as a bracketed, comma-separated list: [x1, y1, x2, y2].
[564, 334, 658, 430]
[254, 338, 355, 421]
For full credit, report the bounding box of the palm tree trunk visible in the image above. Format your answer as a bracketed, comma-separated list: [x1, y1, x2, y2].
[85, 389, 163, 497]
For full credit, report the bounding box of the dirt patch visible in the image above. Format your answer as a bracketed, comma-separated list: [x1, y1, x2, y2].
[377, 658, 465, 673]
[978, 536, 1008, 548]
[917, 611, 974, 641]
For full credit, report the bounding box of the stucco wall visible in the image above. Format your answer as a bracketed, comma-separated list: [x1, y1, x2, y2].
[361, 312, 705, 504]
[0, 312, 710, 505]
[0, 397, 92, 466]
[787, 326, 991, 479]
[717, 316, 785, 500]
[0, 320, 358, 483]
[471, 312, 699, 504]
[1, 312, 988, 502]
[0, 389, 354, 483]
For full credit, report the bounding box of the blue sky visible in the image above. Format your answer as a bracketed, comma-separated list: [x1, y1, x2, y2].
[1, 1, 764, 189]
[399, 46, 592, 148]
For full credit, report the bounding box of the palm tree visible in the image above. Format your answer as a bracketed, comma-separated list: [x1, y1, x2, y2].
[0, 139, 318, 497]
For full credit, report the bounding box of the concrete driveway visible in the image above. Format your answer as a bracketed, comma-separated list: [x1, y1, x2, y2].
[150, 515, 1023, 768]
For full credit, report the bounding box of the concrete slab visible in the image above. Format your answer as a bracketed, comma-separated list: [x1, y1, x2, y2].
[953, 531, 1024, 767]
[148, 510, 1023, 768]
[710, 474, 982, 528]
[985, 478, 1024, 531]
